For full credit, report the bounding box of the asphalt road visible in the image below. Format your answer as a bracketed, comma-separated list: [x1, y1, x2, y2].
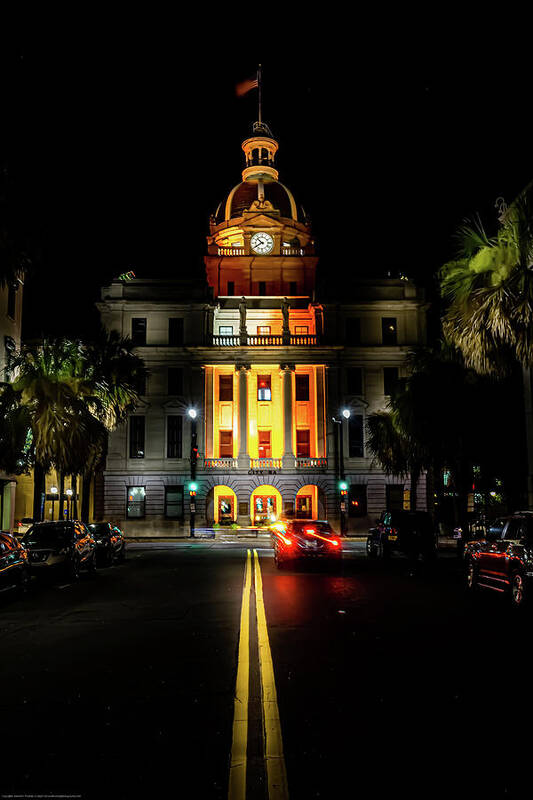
[0, 541, 531, 799]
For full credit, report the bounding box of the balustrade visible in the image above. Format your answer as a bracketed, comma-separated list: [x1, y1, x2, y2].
[250, 458, 282, 470]
[204, 457, 238, 469]
[295, 457, 328, 469]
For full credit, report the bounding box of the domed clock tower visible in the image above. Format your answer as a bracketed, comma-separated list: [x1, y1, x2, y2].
[205, 121, 318, 298]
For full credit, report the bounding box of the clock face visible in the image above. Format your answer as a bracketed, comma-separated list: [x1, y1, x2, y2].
[250, 232, 274, 255]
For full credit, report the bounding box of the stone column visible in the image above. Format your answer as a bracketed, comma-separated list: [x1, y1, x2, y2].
[316, 365, 326, 458]
[237, 365, 250, 469]
[281, 364, 296, 469]
[204, 367, 214, 459]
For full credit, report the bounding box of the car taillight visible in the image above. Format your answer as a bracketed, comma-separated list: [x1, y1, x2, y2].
[391, 527, 398, 536]
[329, 539, 340, 547]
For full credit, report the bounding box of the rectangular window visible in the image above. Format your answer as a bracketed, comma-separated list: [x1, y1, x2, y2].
[219, 430, 233, 457]
[258, 430, 272, 458]
[295, 374, 310, 401]
[168, 367, 183, 396]
[258, 281, 266, 296]
[257, 375, 271, 401]
[383, 367, 399, 396]
[7, 284, 16, 320]
[135, 374, 147, 396]
[219, 326, 233, 336]
[386, 485, 404, 512]
[382, 317, 397, 346]
[165, 485, 184, 519]
[219, 374, 233, 401]
[347, 367, 363, 395]
[345, 318, 361, 345]
[349, 485, 367, 517]
[227, 281, 235, 296]
[169, 317, 184, 346]
[129, 416, 145, 458]
[295, 326, 308, 335]
[131, 318, 146, 346]
[127, 486, 145, 518]
[348, 415, 364, 458]
[289, 281, 298, 295]
[167, 415, 183, 458]
[296, 429, 310, 457]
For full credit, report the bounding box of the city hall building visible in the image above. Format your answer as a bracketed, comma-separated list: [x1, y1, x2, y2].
[97, 120, 428, 536]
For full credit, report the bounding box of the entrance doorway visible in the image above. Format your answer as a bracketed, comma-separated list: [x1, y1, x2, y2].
[296, 494, 312, 518]
[250, 485, 282, 526]
[218, 495, 234, 525]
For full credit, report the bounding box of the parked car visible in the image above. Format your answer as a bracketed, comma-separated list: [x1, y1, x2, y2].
[367, 511, 437, 560]
[22, 521, 97, 580]
[269, 519, 342, 568]
[14, 518, 34, 538]
[88, 522, 126, 565]
[0, 532, 31, 594]
[464, 513, 533, 608]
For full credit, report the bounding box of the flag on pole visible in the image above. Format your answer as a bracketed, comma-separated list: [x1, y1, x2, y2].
[236, 73, 259, 97]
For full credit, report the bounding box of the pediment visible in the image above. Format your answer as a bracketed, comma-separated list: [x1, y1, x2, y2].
[134, 398, 151, 411]
[242, 213, 282, 230]
[162, 399, 188, 412]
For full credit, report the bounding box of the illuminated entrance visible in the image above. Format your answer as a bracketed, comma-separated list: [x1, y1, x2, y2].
[296, 485, 319, 519]
[250, 485, 282, 526]
[213, 485, 237, 524]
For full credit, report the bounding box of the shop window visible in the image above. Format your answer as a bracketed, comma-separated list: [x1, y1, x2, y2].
[131, 318, 146, 346]
[347, 367, 362, 395]
[382, 317, 397, 346]
[129, 417, 145, 458]
[296, 429, 310, 457]
[348, 415, 364, 458]
[345, 318, 361, 345]
[219, 374, 233, 401]
[127, 486, 145, 518]
[168, 367, 183, 396]
[169, 317, 184, 346]
[296, 495, 312, 518]
[258, 431, 271, 458]
[383, 367, 399, 396]
[167, 416, 183, 459]
[295, 374, 309, 401]
[219, 430, 233, 457]
[165, 485, 184, 519]
[257, 375, 271, 401]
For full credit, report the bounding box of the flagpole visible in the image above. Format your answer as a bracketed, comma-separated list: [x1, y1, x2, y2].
[258, 64, 262, 124]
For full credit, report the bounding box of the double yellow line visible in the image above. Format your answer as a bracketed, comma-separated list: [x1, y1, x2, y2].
[228, 549, 289, 800]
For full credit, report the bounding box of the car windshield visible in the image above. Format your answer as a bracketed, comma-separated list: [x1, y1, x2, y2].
[88, 524, 110, 536]
[290, 522, 334, 536]
[22, 524, 73, 547]
[390, 513, 433, 531]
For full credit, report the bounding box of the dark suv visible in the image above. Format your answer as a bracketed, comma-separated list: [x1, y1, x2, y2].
[367, 511, 437, 560]
[464, 513, 533, 608]
[0, 532, 31, 594]
[22, 521, 97, 579]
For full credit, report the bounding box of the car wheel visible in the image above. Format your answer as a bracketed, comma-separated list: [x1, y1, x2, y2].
[465, 559, 478, 593]
[69, 558, 81, 581]
[510, 571, 527, 609]
[18, 567, 31, 593]
[366, 538, 377, 558]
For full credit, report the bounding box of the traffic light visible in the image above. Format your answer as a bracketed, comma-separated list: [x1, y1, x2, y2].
[189, 482, 198, 496]
[339, 481, 348, 496]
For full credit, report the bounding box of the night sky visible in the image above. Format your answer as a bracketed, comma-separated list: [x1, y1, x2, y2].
[2, 32, 531, 342]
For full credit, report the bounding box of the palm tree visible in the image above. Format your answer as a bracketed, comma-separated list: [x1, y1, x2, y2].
[440, 184, 533, 505]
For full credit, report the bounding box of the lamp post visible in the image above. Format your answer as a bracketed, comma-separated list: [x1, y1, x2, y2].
[65, 488, 73, 521]
[188, 408, 198, 538]
[50, 486, 58, 520]
[333, 409, 351, 536]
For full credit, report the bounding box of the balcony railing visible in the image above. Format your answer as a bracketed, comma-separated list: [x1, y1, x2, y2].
[204, 458, 238, 469]
[211, 334, 317, 347]
[296, 457, 328, 469]
[217, 247, 245, 256]
[250, 458, 282, 470]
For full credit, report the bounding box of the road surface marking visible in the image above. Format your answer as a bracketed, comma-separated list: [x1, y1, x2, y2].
[253, 549, 289, 800]
[228, 549, 252, 800]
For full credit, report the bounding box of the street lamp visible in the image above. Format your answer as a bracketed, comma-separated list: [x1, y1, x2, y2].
[50, 486, 58, 520]
[188, 408, 198, 538]
[65, 488, 73, 521]
[333, 409, 351, 536]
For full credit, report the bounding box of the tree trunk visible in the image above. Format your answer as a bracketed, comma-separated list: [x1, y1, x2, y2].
[32, 462, 46, 521]
[71, 475, 78, 519]
[522, 366, 533, 509]
[81, 472, 92, 523]
[58, 473, 65, 521]
[409, 467, 420, 511]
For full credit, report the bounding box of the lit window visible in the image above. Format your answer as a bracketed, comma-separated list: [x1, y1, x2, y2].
[219, 326, 233, 336]
[382, 318, 397, 346]
[219, 374, 233, 401]
[257, 326, 271, 335]
[258, 431, 271, 458]
[295, 326, 308, 335]
[257, 375, 271, 401]
[296, 430, 310, 457]
[127, 486, 145, 518]
[219, 430, 233, 457]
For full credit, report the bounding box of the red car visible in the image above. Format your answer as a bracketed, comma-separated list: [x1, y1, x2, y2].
[269, 519, 342, 569]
